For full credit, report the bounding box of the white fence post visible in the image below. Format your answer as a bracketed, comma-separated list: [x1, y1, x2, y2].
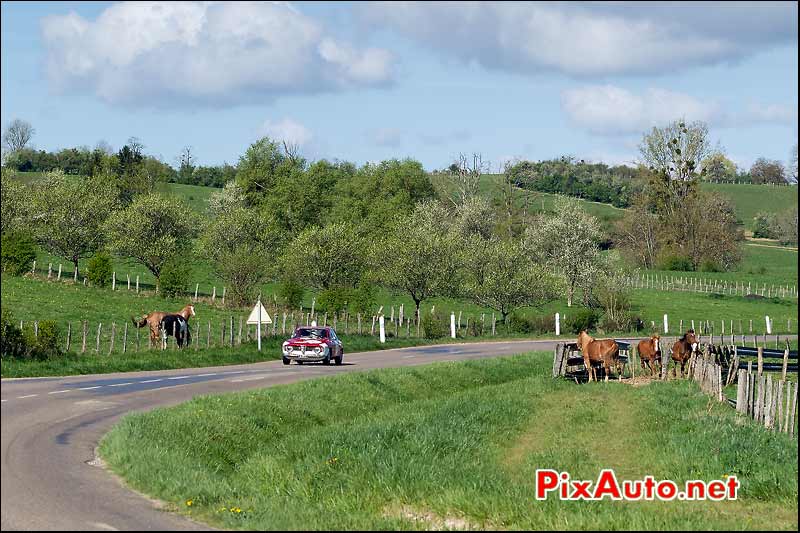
[663, 314, 669, 334]
[379, 315, 386, 344]
[450, 312, 456, 339]
[555, 313, 560, 336]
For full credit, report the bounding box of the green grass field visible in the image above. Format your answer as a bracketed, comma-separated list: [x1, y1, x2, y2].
[701, 183, 798, 231]
[99, 352, 798, 530]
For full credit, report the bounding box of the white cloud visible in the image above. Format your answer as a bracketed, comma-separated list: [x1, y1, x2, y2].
[560, 85, 797, 136]
[560, 85, 724, 135]
[359, 2, 797, 77]
[260, 118, 313, 147]
[41, 1, 395, 108]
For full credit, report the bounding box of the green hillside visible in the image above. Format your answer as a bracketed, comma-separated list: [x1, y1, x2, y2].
[700, 182, 798, 231]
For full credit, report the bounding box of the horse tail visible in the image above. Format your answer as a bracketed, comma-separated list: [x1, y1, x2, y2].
[132, 315, 148, 328]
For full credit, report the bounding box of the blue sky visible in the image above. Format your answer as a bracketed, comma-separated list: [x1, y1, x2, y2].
[1, 1, 797, 171]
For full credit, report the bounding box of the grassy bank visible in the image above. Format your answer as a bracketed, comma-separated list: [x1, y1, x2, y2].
[100, 352, 798, 530]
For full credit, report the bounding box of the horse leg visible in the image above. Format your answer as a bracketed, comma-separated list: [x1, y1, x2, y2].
[584, 356, 592, 382]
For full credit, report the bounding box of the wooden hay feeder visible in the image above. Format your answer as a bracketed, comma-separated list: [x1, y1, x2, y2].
[552, 340, 630, 382]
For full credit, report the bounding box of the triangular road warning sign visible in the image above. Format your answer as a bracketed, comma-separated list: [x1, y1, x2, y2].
[247, 301, 273, 324]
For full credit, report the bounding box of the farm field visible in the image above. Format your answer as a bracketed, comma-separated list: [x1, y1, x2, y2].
[701, 183, 798, 231]
[99, 352, 798, 531]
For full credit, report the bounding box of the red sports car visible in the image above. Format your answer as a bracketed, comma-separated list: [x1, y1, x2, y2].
[281, 326, 344, 365]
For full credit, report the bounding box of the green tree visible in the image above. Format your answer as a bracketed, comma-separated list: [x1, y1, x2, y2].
[373, 200, 461, 317]
[1, 168, 30, 234]
[29, 170, 118, 274]
[701, 151, 737, 182]
[199, 206, 279, 307]
[525, 196, 605, 307]
[639, 120, 709, 213]
[330, 159, 435, 234]
[103, 193, 198, 284]
[279, 222, 367, 291]
[235, 137, 289, 206]
[463, 238, 557, 323]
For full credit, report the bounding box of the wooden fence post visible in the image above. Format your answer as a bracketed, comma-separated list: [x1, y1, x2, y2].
[782, 346, 790, 381]
[123, 322, 128, 354]
[194, 283, 199, 301]
[238, 317, 243, 345]
[136, 275, 139, 293]
[65, 322, 72, 352]
[82, 320, 88, 354]
[108, 322, 116, 355]
[96, 323, 102, 353]
[757, 347, 764, 376]
[207, 321, 211, 348]
[57, 264, 62, 281]
[229, 316, 234, 347]
[736, 369, 747, 413]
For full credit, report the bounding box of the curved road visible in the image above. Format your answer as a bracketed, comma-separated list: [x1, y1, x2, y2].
[1, 336, 794, 530]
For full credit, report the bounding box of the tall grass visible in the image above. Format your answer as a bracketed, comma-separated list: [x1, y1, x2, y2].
[100, 352, 798, 530]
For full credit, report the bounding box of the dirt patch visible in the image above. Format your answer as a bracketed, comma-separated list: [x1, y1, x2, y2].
[384, 504, 495, 530]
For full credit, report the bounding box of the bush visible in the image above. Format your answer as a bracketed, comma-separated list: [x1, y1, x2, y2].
[317, 287, 349, 314]
[1, 231, 36, 276]
[1, 312, 62, 360]
[699, 260, 722, 273]
[159, 260, 191, 298]
[508, 313, 534, 334]
[1, 308, 26, 359]
[348, 281, 377, 316]
[28, 320, 62, 360]
[659, 254, 694, 272]
[599, 313, 633, 334]
[421, 311, 448, 339]
[278, 279, 305, 309]
[753, 212, 777, 239]
[87, 251, 113, 287]
[564, 308, 600, 334]
[468, 317, 485, 337]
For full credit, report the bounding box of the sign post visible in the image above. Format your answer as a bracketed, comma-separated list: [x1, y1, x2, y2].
[379, 315, 386, 344]
[247, 299, 273, 352]
[555, 313, 560, 336]
[663, 314, 669, 334]
[450, 312, 456, 339]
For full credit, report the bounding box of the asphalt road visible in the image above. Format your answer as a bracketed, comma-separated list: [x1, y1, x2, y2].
[1, 336, 795, 531]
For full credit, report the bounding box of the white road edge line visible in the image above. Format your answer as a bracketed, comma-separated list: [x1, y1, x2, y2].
[78, 386, 102, 391]
[109, 382, 134, 387]
[167, 376, 190, 380]
[230, 376, 267, 383]
[49, 390, 71, 394]
[17, 394, 38, 399]
[139, 379, 162, 383]
[195, 373, 218, 377]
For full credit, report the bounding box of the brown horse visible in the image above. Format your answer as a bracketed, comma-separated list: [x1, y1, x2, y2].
[133, 304, 195, 347]
[577, 331, 621, 382]
[670, 329, 698, 378]
[637, 334, 662, 376]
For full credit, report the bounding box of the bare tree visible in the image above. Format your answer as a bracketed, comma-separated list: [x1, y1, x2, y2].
[434, 152, 487, 207]
[2, 119, 35, 153]
[282, 140, 302, 164]
[179, 145, 195, 169]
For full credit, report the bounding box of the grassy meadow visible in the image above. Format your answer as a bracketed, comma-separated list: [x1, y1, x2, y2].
[702, 183, 798, 232]
[99, 352, 798, 530]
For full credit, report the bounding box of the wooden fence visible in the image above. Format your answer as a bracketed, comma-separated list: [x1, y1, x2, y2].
[614, 271, 798, 299]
